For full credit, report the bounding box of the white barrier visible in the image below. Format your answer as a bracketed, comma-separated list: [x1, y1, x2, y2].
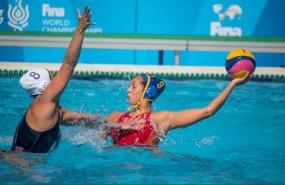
[1, 35, 285, 65]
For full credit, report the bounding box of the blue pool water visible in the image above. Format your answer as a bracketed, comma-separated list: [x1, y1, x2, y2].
[0, 76, 285, 184]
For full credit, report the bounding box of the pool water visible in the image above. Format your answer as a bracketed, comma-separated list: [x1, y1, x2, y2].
[0, 76, 284, 184]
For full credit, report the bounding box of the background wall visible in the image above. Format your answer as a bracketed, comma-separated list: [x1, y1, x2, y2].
[0, 0, 284, 67]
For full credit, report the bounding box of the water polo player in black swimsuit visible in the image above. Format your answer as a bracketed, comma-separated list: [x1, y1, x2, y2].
[11, 6, 96, 153]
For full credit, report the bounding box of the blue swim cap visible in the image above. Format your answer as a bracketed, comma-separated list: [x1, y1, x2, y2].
[127, 73, 165, 111]
[140, 73, 165, 102]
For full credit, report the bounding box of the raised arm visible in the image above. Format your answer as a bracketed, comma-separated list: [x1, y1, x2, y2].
[44, 6, 95, 102]
[158, 73, 253, 132]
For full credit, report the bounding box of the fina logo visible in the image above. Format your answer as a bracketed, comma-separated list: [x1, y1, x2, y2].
[42, 4, 65, 17]
[210, 4, 242, 37]
[8, 0, 29, 31]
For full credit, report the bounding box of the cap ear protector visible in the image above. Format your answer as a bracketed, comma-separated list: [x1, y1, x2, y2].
[140, 73, 165, 102]
[128, 73, 165, 111]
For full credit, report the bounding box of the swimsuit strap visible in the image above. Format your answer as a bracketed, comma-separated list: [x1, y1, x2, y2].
[27, 109, 61, 152]
[11, 107, 61, 152]
[116, 112, 131, 123]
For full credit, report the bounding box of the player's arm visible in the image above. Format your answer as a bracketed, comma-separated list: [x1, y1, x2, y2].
[159, 72, 253, 131]
[43, 6, 95, 103]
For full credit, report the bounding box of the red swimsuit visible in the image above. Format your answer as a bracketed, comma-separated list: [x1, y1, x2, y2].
[111, 112, 158, 146]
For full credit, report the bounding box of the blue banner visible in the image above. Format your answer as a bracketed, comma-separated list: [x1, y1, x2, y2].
[0, 0, 284, 67]
[0, 0, 284, 36]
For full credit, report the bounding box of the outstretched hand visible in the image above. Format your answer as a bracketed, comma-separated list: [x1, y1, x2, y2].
[104, 117, 145, 131]
[232, 72, 254, 86]
[77, 5, 96, 33]
[119, 117, 145, 130]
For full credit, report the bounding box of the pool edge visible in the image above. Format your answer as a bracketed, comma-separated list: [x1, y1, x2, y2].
[0, 62, 284, 81]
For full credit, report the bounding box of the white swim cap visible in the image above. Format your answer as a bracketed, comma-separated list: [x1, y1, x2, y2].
[19, 68, 51, 96]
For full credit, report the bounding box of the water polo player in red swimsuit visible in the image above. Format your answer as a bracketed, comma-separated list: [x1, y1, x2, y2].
[104, 72, 252, 147]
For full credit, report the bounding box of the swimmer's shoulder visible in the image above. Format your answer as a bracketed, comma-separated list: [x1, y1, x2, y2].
[151, 110, 172, 117]
[151, 111, 173, 132]
[151, 110, 173, 122]
[106, 111, 125, 122]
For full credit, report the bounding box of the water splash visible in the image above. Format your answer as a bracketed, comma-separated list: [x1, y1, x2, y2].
[193, 136, 219, 148]
[61, 125, 106, 151]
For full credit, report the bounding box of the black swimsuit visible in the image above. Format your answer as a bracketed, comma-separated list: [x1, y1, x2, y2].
[11, 113, 61, 153]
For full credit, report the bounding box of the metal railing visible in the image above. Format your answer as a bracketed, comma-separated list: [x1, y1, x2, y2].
[1, 35, 285, 65]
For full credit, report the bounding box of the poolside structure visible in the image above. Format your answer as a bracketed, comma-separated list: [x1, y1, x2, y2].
[0, 62, 284, 81]
[1, 34, 285, 65]
[0, 34, 284, 81]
